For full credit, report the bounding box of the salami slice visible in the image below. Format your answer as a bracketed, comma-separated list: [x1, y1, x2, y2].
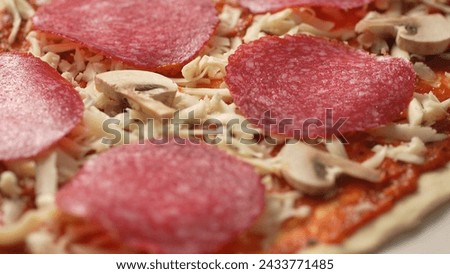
[56, 141, 265, 254]
[0, 52, 83, 161]
[33, 0, 219, 74]
[225, 35, 415, 139]
[238, 0, 374, 14]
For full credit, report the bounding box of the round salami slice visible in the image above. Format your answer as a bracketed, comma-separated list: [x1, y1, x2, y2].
[0, 52, 83, 161]
[238, 0, 374, 14]
[33, 0, 219, 74]
[56, 141, 265, 254]
[225, 35, 415, 139]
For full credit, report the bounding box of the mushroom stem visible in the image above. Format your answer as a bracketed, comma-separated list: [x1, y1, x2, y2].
[95, 70, 178, 118]
[279, 142, 383, 195]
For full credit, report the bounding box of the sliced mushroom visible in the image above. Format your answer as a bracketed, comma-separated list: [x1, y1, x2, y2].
[95, 70, 178, 118]
[278, 142, 382, 195]
[397, 14, 450, 55]
[356, 14, 450, 55]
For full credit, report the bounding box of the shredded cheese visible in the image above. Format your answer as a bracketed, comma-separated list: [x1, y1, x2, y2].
[373, 137, 427, 164]
[0, 208, 57, 245]
[217, 5, 242, 36]
[370, 124, 447, 143]
[1, 199, 26, 225]
[35, 152, 58, 208]
[414, 62, 439, 87]
[408, 92, 450, 126]
[362, 147, 388, 169]
[0, 171, 21, 197]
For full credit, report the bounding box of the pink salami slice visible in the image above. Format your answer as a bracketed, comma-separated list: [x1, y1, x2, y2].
[238, 0, 374, 14]
[225, 35, 415, 139]
[0, 52, 83, 161]
[56, 141, 265, 254]
[33, 0, 219, 74]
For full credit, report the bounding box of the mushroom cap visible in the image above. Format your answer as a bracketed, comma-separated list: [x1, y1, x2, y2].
[279, 142, 382, 195]
[396, 14, 450, 55]
[356, 13, 450, 55]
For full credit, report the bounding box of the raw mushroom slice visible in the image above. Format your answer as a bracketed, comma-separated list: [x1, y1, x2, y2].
[278, 142, 383, 195]
[356, 14, 450, 55]
[95, 70, 178, 118]
[396, 14, 450, 55]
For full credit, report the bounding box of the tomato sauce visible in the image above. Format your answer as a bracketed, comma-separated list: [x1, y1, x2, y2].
[415, 57, 450, 101]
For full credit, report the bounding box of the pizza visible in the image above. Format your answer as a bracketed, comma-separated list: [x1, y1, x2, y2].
[0, 0, 449, 254]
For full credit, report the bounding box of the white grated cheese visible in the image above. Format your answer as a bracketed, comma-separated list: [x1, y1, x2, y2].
[172, 92, 201, 109]
[244, 7, 351, 43]
[373, 137, 427, 164]
[413, 92, 450, 126]
[391, 45, 410, 60]
[414, 62, 439, 87]
[25, 31, 41, 56]
[244, 13, 269, 43]
[180, 55, 228, 83]
[260, 9, 299, 35]
[408, 97, 424, 126]
[0, 171, 21, 197]
[289, 23, 356, 40]
[13, 0, 33, 19]
[370, 123, 447, 143]
[35, 152, 58, 208]
[40, 52, 60, 69]
[362, 147, 387, 169]
[1, 0, 34, 44]
[26, 230, 59, 254]
[408, 92, 450, 127]
[80, 61, 107, 83]
[0, 208, 56, 246]
[4, 0, 21, 45]
[1, 199, 26, 225]
[181, 87, 233, 103]
[217, 5, 242, 36]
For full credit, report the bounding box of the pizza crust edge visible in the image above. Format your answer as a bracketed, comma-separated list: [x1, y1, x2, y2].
[301, 164, 450, 254]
